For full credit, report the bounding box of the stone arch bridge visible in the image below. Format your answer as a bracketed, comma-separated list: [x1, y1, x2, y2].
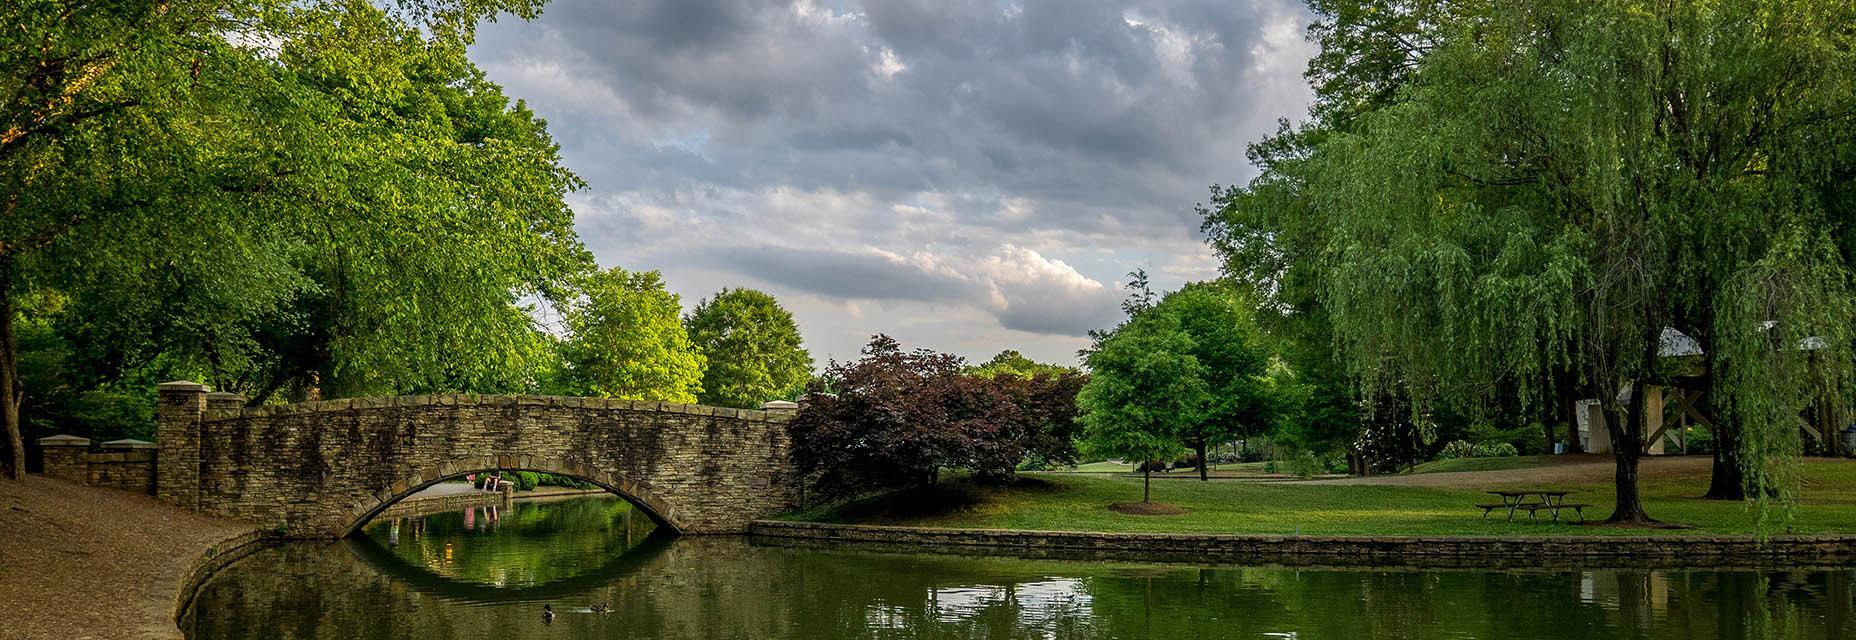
[153, 381, 805, 537]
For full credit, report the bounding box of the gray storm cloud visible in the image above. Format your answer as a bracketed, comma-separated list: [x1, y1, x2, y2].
[469, 0, 1314, 362]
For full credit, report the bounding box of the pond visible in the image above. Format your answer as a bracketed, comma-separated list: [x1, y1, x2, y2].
[184, 495, 1855, 639]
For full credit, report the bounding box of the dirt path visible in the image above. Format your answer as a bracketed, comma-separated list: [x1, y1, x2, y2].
[1292, 454, 1716, 488]
[0, 476, 254, 640]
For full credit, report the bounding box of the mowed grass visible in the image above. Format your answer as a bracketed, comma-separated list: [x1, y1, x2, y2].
[785, 458, 1856, 537]
[1405, 455, 1560, 475]
[1063, 461, 1137, 473]
[1056, 460, 1279, 475]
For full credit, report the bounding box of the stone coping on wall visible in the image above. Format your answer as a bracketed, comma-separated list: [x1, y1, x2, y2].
[168, 528, 276, 639]
[748, 520, 1856, 569]
[199, 394, 791, 424]
[100, 438, 158, 449]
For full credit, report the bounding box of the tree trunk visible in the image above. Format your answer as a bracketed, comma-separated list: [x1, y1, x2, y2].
[1142, 467, 1151, 503]
[1704, 421, 1747, 500]
[1193, 438, 1208, 481]
[0, 280, 23, 480]
[1605, 380, 1655, 524]
[1565, 417, 1585, 454]
[1616, 571, 1651, 631]
[1558, 371, 1585, 454]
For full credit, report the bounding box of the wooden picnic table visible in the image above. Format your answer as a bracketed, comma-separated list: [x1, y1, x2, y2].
[1477, 490, 1589, 522]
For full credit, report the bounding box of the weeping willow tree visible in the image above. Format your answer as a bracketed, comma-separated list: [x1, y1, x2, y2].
[1244, 1, 1856, 524]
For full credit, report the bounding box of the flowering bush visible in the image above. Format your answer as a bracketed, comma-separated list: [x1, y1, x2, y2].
[1473, 442, 1520, 457]
[1438, 440, 1477, 459]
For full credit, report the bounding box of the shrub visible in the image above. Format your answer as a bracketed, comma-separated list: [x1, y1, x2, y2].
[1017, 452, 1052, 472]
[1439, 440, 1477, 459]
[535, 473, 596, 490]
[1683, 424, 1715, 454]
[1473, 442, 1519, 457]
[1286, 451, 1326, 478]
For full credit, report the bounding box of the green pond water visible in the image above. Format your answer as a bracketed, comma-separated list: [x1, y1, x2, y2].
[184, 495, 1856, 639]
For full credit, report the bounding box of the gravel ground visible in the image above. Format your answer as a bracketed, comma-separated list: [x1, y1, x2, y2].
[0, 476, 253, 640]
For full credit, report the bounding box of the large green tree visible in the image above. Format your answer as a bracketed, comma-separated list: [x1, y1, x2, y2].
[682, 288, 812, 408]
[1217, 0, 1856, 523]
[1, 0, 581, 478]
[1078, 302, 1204, 504]
[1154, 283, 1278, 480]
[559, 267, 705, 403]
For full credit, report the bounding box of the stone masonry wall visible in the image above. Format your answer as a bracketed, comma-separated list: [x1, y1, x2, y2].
[39, 438, 90, 483]
[158, 387, 802, 537]
[88, 448, 157, 492]
[36, 435, 158, 492]
[750, 521, 1856, 568]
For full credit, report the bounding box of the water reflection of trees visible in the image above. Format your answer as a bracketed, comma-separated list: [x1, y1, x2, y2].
[187, 533, 1856, 640]
[345, 532, 674, 604]
[360, 496, 659, 588]
[764, 552, 1856, 639]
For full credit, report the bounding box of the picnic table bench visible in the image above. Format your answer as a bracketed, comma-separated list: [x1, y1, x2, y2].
[1476, 490, 1589, 522]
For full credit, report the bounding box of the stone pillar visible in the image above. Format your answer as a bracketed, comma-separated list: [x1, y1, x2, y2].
[157, 381, 210, 510]
[207, 391, 246, 414]
[758, 400, 798, 415]
[37, 434, 90, 483]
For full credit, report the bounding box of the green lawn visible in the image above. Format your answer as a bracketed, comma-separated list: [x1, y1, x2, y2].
[1404, 455, 1560, 475]
[784, 459, 1856, 537]
[1062, 461, 1136, 473]
[1055, 460, 1278, 475]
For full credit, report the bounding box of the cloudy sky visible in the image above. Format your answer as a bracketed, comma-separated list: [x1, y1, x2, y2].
[470, 0, 1316, 367]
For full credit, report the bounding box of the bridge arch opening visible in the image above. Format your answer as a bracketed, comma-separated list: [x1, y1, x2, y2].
[340, 457, 686, 538]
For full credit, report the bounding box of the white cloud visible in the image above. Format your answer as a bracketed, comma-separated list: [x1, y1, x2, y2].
[469, 0, 1317, 363]
[870, 46, 908, 79]
[977, 245, 1121, 335]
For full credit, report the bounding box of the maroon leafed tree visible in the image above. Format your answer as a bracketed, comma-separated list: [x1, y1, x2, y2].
[791, 335, 1082, 498]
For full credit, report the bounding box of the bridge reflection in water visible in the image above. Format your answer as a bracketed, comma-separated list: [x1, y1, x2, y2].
[347, 495, 668, 603]
[186, 496, 1856, 639]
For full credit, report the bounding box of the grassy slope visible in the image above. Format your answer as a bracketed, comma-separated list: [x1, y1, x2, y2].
[1404, 455, 1559, 475]
[785, 459, 1856, 537]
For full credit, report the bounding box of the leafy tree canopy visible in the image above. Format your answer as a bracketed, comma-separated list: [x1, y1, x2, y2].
[558, 267, 705, 403]
[683, 288, 812, 409]
[1212, 0, 1856, 524]
[1080, 282, 1279, 485]
[967, 350, 1076, 380]
[1, 0, 581, 477]
[1078, 304, 1204, 500]
[792, 335, 1083, 497]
